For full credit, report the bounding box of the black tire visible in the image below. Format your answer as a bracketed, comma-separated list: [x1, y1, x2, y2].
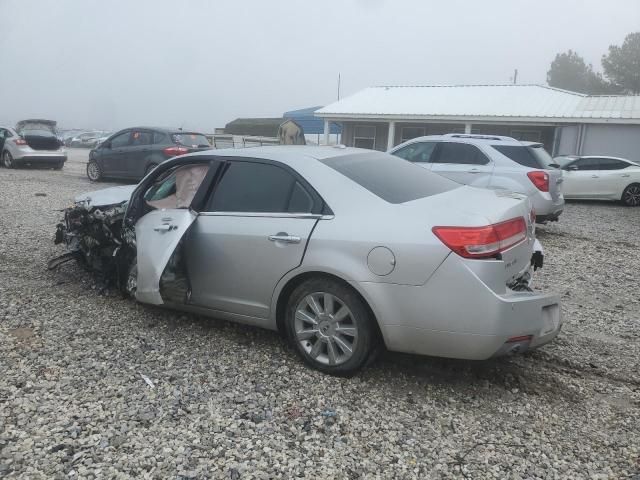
[86, 160, 102, 182]
[3, 151, 15, 169]
[54, 161, 64, 170]
[284, 277, 378, 376]
[621, 183, 640, 207]
[145, 163, 158, 176]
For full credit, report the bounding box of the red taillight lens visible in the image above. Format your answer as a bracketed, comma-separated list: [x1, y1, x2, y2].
[432, 217, 527, 259]
[163, 145, 189, 157]
[527, 171, 549, 192]
[14, 138, 28, 146]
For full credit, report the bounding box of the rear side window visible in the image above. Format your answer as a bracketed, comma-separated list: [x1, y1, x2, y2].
[492, 145, 542, 168]
[320, 152, 457, 204]
[598, 158, 629, 170]
[392, 142, 437, 163]
[153, 132, 168, 144]
[207, 161, 313, 213]
[131, 130, 152, 146]
[434, 142, 490, 165]
[172, 133, 210, 148]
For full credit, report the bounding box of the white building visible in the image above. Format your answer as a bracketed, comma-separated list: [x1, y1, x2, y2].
[315, 84, 640, 161]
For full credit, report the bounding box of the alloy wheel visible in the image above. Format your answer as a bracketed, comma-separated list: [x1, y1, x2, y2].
[294, 292, 358, 366]
[623, 185, 640, 206]
[87, 161, 101, 181]
[3, 152, 13, 168]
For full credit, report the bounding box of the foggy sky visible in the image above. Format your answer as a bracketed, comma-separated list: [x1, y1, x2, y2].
[1, 0, 638, 133]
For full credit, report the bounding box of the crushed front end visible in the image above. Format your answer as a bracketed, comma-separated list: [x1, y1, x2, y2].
[50, 197, 135, 291]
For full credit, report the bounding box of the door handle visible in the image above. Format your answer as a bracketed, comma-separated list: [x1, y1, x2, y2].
[467, 168, 481, 173]
[621, 174, 630, 177]
[153, 224, 175, 232]
[268, 234, 301, 244]
[591, 175, 599, 178]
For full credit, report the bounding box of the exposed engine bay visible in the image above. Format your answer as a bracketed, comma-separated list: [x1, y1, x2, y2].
[50, 198, 136, 291]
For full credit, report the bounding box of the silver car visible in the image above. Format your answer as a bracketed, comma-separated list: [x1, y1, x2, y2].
[389, 134, 565, 223]
[0, 119, 67, 169]
[55, 146, 561, 375]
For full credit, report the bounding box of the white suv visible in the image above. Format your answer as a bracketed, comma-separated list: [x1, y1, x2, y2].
[389, 134, 564, 223]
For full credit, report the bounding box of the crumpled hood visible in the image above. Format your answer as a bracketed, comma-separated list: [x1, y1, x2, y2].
[75, 185, 136, 207]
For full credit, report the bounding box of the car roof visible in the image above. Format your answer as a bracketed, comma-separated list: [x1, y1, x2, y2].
[119, 127, 205, 135]
[397, 133, 527, 147]
[184, 145, 367, 164]
[573, 155, 633, 162]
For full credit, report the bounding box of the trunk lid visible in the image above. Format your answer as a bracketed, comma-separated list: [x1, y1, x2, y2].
[405, 186, 535, 285]
[16, 119, 61, 151]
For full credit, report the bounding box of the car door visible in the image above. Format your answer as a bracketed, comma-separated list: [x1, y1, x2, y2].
[123, 129, 154, 178]
[429, 142, 493, 186]
[390, 141, 438, 169]
[561, 158, 600, 198]
[101, 130, 131, 176]
[595, 158, 633, 198]
[135, 161, 217, 305]
[185, 160, 320, 320]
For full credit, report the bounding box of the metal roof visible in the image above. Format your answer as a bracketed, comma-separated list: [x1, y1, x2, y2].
[284, 106, 342, 135]
[315, 85, 640, 124]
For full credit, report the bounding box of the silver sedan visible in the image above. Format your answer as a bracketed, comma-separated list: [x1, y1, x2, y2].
[57, 146, 561, 375]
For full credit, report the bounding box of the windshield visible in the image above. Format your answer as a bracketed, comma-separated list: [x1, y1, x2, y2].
[320, 152, 457, 204]
[528, 145, 556, 168]
[172, 133, 210, 148]
[492, 144, 555, 169]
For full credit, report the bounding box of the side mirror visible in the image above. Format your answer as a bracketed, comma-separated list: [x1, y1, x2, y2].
[568, 165, 578, 171]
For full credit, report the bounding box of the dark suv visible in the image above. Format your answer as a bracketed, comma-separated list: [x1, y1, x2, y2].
[86, 127, 211, 181]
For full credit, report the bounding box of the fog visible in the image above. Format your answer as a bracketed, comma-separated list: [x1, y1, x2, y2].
[1, 0, 638, 132]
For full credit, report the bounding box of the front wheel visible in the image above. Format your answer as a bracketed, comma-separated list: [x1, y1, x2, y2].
[3, 151, 15, 169]
[54, 161, 64, 170]
[86, 160, 102, 181]
[622, 183, 640, 207]
[285, 278, 378, 375]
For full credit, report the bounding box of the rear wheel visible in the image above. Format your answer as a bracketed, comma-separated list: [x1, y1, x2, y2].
[3, 151, 15, 169]
[622, 183, 640, 207]
[285, 278, 377, 375]
[87, 160, 102, 181]
[54, 161, 64, 170]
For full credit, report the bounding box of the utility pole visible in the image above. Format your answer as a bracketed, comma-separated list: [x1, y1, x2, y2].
[337, 73, 341, 100]
[513, 69, 518, 84]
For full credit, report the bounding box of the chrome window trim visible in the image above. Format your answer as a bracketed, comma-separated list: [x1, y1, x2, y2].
[198, 211, 333, 220]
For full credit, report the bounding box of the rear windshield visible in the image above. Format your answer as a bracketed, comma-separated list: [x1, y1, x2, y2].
[492, 144, 556, 169]
[18, 123, 57, 135]
[172, 133, 210, 148]
[320, 152, 457, 204]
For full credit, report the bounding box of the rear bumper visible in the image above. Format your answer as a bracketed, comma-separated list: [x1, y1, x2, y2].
[14, 153, 66, 165]
[358, 254, 562, 360]
[531, 192, 564, 223]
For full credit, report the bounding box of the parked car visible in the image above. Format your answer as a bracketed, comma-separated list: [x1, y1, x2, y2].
[389, 134, 565, 223]
[53, 146, 560, 375]
[70, 131, 110, 148]
[553, 155, 640, 206]
[0, 119, 66, 169]
[87, 127, 211, 181]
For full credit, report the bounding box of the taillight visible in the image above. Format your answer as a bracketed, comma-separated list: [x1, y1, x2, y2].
[527, 171, 549, 192]
[432, 217, 527, 259]
[163, 145, 189, 157]
[14, 138, 28, 146]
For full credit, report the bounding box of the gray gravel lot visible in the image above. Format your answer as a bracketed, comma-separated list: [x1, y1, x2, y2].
[1, 149, 639, 479]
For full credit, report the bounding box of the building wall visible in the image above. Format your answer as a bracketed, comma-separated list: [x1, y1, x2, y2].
[556, 126, 579, 156]
[580, 125, 640, 162]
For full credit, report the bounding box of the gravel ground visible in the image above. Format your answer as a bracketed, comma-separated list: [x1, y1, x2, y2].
[1, 150, 639, 479]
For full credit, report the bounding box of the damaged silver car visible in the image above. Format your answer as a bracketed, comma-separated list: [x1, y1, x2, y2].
[52, 146, 560, 375]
